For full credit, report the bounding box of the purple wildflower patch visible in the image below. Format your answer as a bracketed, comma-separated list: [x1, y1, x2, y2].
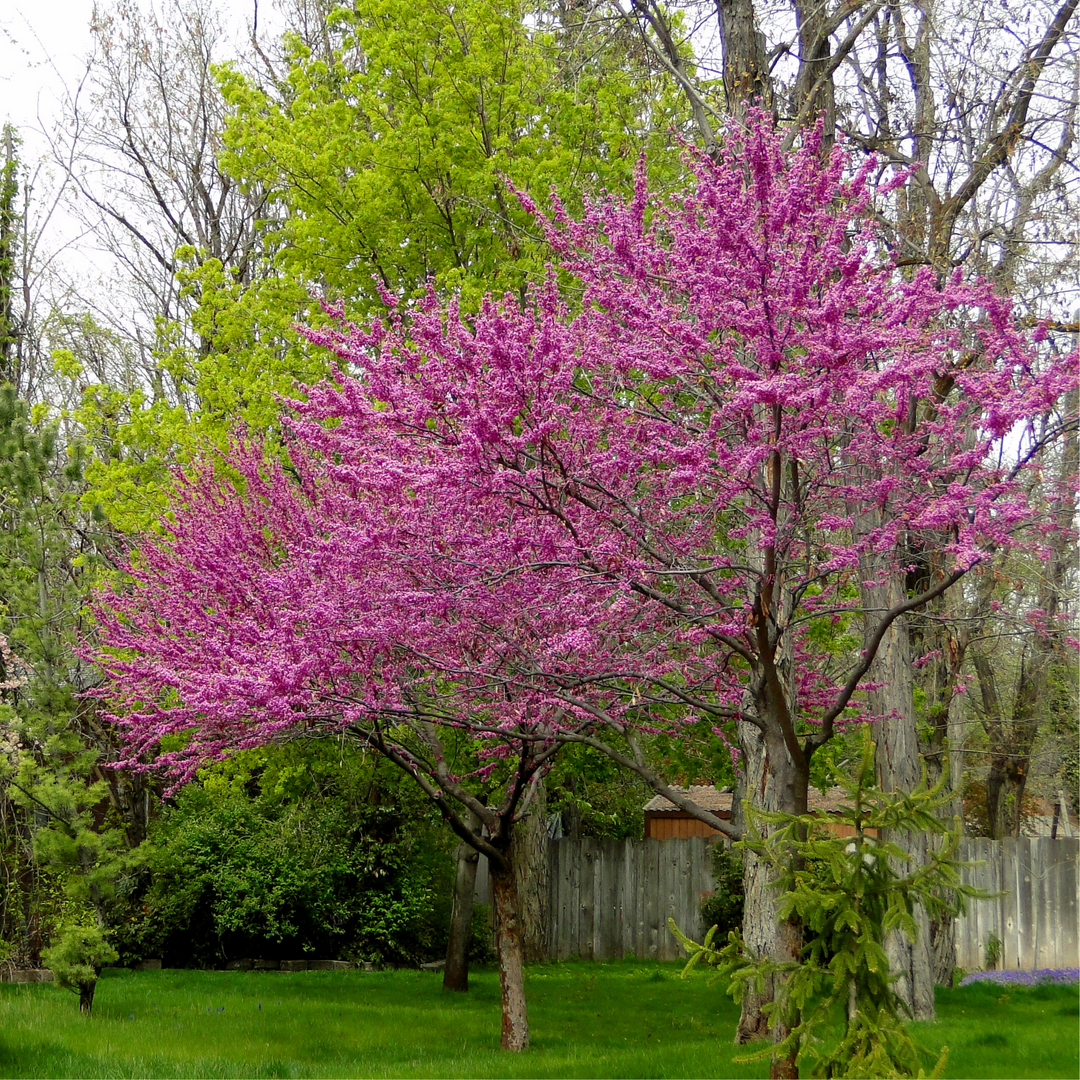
[959, 968, 1079, 987]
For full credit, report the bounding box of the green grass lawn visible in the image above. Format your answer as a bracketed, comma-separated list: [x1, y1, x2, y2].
[0, 962, 1075, 1079]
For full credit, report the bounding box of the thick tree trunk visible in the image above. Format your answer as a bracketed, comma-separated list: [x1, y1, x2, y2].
[511, 781, 548, 964]
[986, 754, 1030, 839]
[79, 978, 96, 1015]
[929, 907, 957, 988]
[490, 861, 529, 1051]
[974, 650, 1038, 840]
[791, 0, 836, 144]
[908, 583, 965, 989]
[735, 717, 805, 1080]
[867, 574, 935, 1020]
[714, 0, 772, 113]
[443, 821, 480, 992]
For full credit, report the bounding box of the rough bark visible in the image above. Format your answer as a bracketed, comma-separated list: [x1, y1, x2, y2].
[511, 781, 549, 964]
[867, 573, 935, 1020]
[443, 808, 481, 992]
[979, 650, 1040, 839]
[735, 715, 805, 1080]
[714, 0, 772, 113]
[490, 861, 529, 1051]
[929, 906, 957, 988]
[790, 0, 837, 144]
[79, 979, 96, 1015]
[908, 568, 965, 988]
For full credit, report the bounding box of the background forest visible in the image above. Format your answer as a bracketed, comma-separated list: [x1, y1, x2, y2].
[0, 0, 1076, 1001]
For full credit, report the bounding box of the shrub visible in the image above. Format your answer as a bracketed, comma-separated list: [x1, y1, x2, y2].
[111, 746, 456, 967]
[672, 733, 975, 1079]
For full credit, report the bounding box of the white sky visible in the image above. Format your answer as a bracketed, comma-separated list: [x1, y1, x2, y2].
[0, 1, 281, 323]
[0, 1, 266, 159]
[0, 3, 97, 139]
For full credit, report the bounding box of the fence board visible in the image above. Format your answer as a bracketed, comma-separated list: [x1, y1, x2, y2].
[634, 839, 649, 957]
[1055, 840, 1079, 968]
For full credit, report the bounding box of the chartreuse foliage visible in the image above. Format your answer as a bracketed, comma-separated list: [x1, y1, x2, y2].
[671, 733, 977, 1079]
[75, 0, 688, 532]
[215, 0, 688, 309]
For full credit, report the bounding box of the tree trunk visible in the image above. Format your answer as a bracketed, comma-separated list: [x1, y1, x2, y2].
[929, 906, 957, 988]
[908, 580, 965, 989]
[714, 0, 772, 113]
[986, 752, 1029, 839]
[868, 574, 935, 1020]
[735, 716, 804, 1080]
[79, 978, 96, 1015]
[791, 0, 837, 144]
[443, 815, 481, 992]
[511, 781, 548, 964]
[977, 388, 1076, 843]
[975, 650, 1038, 840]
[490, 860, 529, 1051]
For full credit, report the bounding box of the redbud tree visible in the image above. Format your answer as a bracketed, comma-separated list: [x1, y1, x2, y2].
[92, 122, 1077, 1063]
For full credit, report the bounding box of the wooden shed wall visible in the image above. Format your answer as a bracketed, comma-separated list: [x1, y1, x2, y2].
[644, 814, 723, 840]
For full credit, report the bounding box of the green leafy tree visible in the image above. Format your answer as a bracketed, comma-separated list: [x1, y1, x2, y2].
[73, 0, 689, 531]
[20, 755, 129, 1015]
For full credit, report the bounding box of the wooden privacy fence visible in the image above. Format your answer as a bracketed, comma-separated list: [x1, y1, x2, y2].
[540, 835, 1079, 968]
[954, 837, 1079, 971]
[545, 836, 715, 962]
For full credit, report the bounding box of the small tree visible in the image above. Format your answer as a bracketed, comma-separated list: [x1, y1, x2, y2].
[671, 733, 972, 1078]
[0, 384, 137, 1012]
[1, 634, 129, 1015]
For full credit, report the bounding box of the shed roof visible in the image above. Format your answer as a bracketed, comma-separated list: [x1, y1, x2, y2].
[643, 786, 731, 814]
[643, 786, 851, 815]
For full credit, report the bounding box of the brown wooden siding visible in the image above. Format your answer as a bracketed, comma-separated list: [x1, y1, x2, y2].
[644, 813, 723, 840]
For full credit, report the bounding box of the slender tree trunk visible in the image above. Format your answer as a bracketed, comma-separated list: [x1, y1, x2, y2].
[490, 860, 529, 1051]
[443, 809, 481, 993]
[79, 978, 96, 1015]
